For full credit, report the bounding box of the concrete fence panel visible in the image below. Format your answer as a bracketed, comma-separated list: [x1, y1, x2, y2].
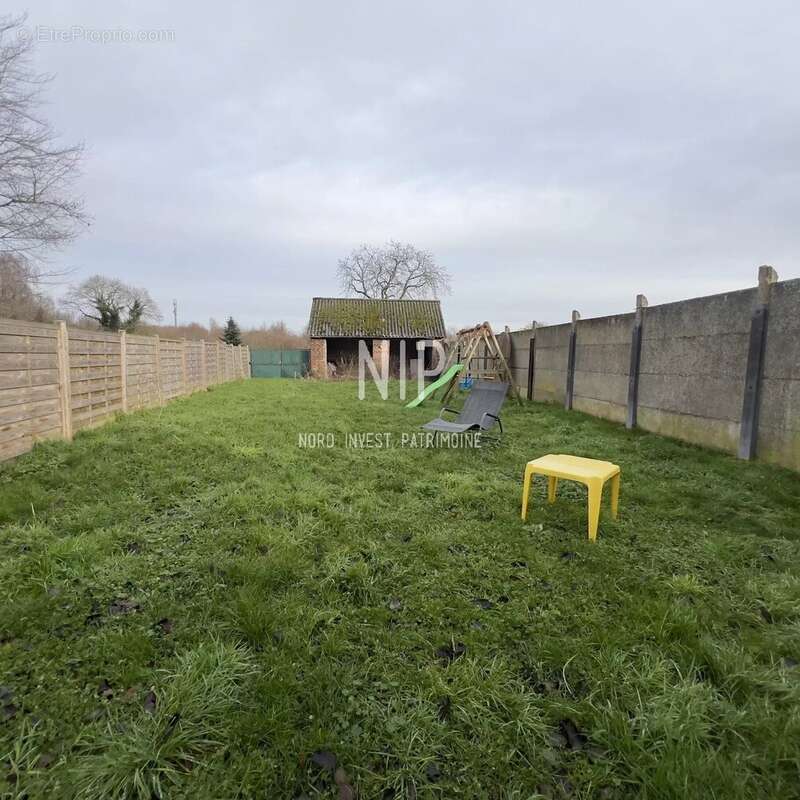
[504, 271, 800, 471]
[531, 323, 571, 404]
[637, 288, 756, 453]
[757, 278, 800, 468]
[572, 313, 634, 423]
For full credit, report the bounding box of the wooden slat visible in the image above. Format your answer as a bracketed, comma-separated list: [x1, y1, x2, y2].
[72, 396, 123, 412]
[0, 396, 60, 426]
[66, 329, 121, 344]
[0, 425, 61, 460]
[0, 410, 62, 444]
[0, 368, 59, 390]
[0, 319, 58, 337]
[0, 384, 60, 409]
[0, 353, 59, 371]
[0, 334, 58, 354]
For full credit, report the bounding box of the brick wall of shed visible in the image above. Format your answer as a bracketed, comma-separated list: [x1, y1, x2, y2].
[372, 339, 389, 376]
[310, 338, 327, 378]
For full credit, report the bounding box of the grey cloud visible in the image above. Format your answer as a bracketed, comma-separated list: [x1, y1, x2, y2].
[18, 0, 800, 330]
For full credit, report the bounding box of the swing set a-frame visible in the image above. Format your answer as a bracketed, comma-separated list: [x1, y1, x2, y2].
[436, 322, 521, 404]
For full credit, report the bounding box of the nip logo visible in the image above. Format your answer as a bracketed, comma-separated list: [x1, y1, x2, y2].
[358, 339, 447, 400]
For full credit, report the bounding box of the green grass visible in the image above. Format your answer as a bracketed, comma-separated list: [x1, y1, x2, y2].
[1, 379, 798, 799]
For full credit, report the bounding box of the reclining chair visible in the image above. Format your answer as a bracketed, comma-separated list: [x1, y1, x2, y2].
[422, 380, 508, 434]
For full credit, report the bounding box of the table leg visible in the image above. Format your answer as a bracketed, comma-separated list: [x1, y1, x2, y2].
[587, 479, 602, 541]
[521, 466, 535, 520]
[610, 472, 620, 519]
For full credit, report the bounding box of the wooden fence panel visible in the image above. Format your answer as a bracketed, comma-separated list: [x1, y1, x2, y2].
[126, 334, 160, 411]
[205, 341, 219, 385]
[68, 329, 124, 433]
[0, 320, 63, 460]
[158, 338, 184, 401]
[224, 344, 235, 380]
[0, 317, 249, 462]
[185, 340, 204, 392]
[216, 343, 225, 384]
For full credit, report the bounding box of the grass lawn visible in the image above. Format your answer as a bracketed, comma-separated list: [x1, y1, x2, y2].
[1, 379, 799, 799]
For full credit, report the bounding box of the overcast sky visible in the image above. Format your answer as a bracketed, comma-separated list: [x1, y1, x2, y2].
[17, 1, 800, 331]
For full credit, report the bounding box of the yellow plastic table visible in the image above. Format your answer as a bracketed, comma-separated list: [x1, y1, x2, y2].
[521, 454, 620, 541]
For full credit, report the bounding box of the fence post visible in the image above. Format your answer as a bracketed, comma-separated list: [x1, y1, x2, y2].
[564, 310, 580, 410]
[201, 340, 208, 387]
[527, 322, 537, 401]
[626, 294, 648, 429]
[120, 330, 128, 413]
[56, 321, 73, 441]
[216, 341, 222, 384]
[153, 335, 163, 406]
[738, 265, 778, 460]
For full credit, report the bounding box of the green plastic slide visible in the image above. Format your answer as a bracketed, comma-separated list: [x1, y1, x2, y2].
[405, 364, 464, 408]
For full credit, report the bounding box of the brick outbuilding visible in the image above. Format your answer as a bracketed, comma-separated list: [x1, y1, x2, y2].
[307, 297, 446, 378]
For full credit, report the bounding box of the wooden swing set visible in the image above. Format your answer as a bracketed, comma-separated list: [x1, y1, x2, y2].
[438, 322, 521, 403]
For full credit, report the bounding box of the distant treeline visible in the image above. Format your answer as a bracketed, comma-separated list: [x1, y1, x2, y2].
[140, 320, 309, 349]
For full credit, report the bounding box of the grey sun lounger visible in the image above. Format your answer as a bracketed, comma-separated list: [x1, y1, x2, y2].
[422, 380, 508, 434]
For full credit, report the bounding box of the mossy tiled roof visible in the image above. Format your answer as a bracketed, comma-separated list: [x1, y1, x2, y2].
[308, 298, 445, 339]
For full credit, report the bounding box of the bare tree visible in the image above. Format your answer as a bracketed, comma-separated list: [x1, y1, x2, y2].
[62, 275, 162, 332]
[0, 15, 88, 258]
[0, 252, 56, 320]
[337, 241, 450, 299]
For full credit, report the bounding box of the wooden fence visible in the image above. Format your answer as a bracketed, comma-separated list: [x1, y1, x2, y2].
[0, 318, 250, 462]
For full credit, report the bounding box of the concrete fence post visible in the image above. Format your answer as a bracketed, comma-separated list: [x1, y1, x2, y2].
[626, 294, 648, 429]
[527, 321, 537, 401]
[564, 310, 580, 410]
[738, 265, 778, 460]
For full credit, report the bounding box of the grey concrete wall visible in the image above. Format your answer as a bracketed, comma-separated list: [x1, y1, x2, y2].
[504, 276, 799, 471]
[573, 313, 634, 423]
[758, 278, 800, 470]
[531, 323, 571, 404]
[506, 329, 533, 392]
[636, 287, 755, 453]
